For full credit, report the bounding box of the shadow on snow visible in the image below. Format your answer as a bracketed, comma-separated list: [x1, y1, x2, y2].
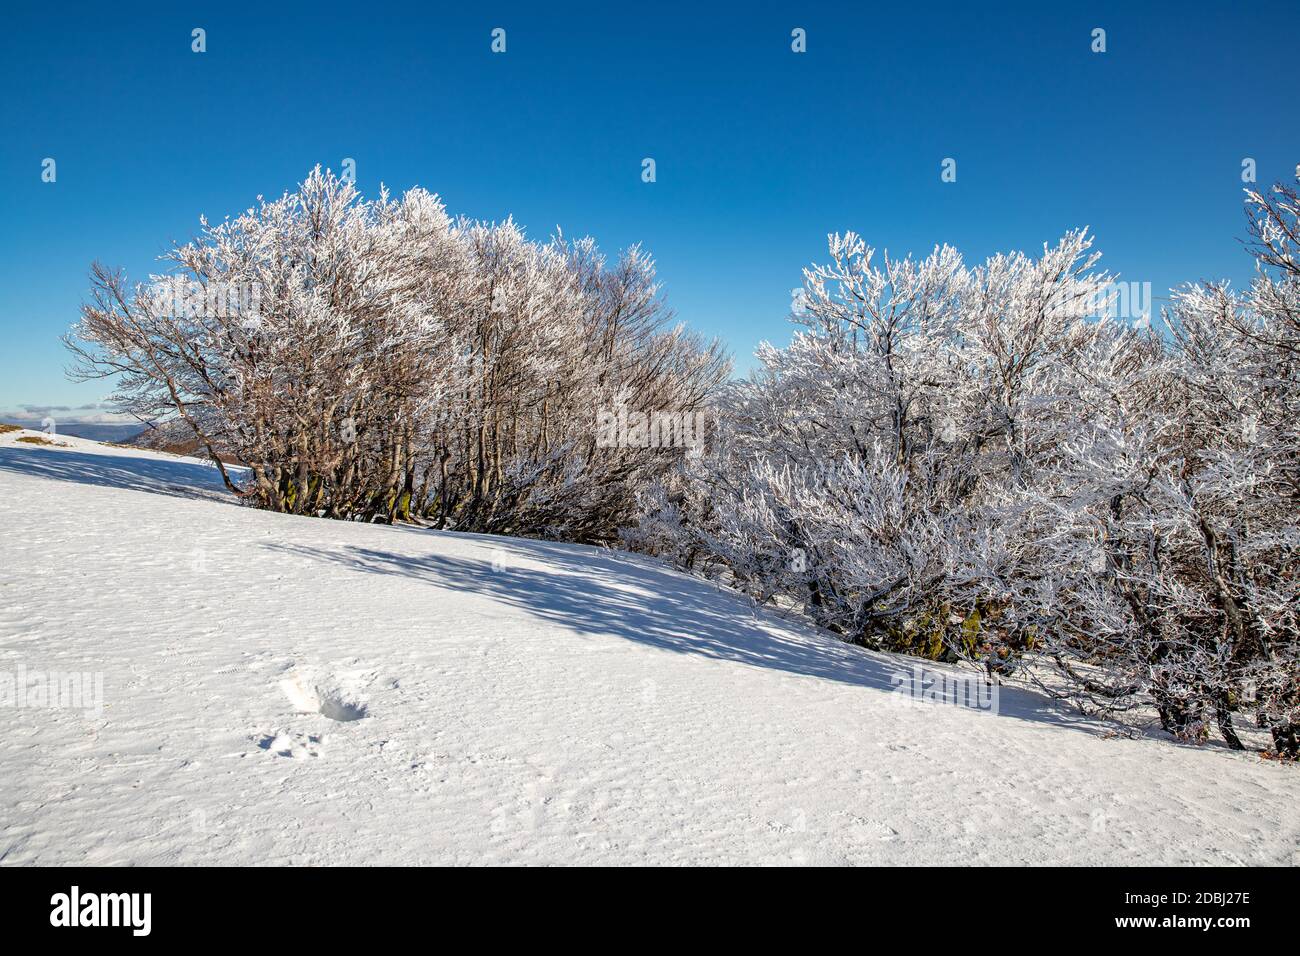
[3, 441, 1108, 739]
[265, 535, 1102, 736]
[0, 445, 240, 503]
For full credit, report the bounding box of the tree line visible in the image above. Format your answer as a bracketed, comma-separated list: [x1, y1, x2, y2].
[629, 180, 1300, 757]
[68, 168, 1299, 757]
[66, 168, 729, 540]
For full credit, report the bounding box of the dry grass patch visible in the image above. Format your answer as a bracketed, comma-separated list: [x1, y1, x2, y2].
[15, 435, 64, 447]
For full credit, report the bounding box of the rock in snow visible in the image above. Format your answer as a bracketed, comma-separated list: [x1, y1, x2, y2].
[0, 429, 1296, 865]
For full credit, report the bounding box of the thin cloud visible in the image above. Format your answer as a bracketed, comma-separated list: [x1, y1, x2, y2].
[1, 402, 139, 424]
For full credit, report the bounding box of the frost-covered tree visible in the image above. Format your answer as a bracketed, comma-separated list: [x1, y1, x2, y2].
[632, 181, 1300, 756]
[635, 230, 1107, 648]
[65, 167, 729, 539]
[1019, 182, 1300, 753]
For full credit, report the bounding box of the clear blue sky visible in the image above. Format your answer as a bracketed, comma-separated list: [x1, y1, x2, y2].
[1, 0, 1296, 419]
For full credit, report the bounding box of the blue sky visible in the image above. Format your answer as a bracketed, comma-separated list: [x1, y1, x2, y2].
[1, 0, 1296, 419]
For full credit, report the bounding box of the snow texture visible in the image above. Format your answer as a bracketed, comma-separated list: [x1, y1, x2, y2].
[1, 430, 1296, 865]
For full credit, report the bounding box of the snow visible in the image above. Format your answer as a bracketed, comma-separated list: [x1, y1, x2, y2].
[1, 428, 1296, 865]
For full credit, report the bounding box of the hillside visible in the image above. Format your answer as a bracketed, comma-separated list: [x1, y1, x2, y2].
[0, 429, 1296, 865]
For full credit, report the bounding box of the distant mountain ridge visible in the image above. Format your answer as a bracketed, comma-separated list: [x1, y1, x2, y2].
[0, 419, 147, 442]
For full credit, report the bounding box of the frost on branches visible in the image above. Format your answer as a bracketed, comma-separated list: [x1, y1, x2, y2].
[629, 182, 1300, 757]
[64, 167, 729, 541]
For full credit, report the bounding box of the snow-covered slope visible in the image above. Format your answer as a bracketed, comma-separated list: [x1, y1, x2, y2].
[0, 429, 1296, 865]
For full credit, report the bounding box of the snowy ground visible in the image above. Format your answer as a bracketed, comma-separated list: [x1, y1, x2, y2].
[0, 428, 1296, 865]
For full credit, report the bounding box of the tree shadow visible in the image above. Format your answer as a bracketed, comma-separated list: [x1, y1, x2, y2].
[0, 445, 240, 504]
[264, 535, 1104, 735]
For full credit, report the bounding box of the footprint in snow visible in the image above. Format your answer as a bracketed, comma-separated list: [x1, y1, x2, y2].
[843, 813, 899, 840]
[257, 731, 325, 759]
[279, 674, 369, 722]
